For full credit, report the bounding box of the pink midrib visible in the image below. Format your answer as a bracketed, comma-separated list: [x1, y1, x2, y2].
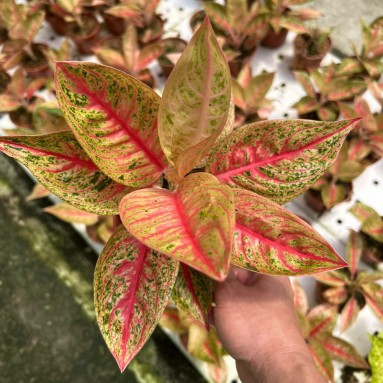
[118, 241, 147, 365]
[214, 120, 356, 180]
[235, 223, 339, 265]
[309, 316, 333, 338]
[1, 140, 99, 170]
[173, 193, 217, 274]
[58, 64, 164, 172]
[181, 264, 204, 321]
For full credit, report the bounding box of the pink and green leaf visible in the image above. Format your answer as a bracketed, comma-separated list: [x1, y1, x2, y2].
[171, 264, 213, 326]
[318, 335, 369, 368]
[321, 183, 347, 209]
[363, 283, 383, 322]
[308, 304, 338, 337]
[340, 295, 361, 333]
[159, 307, 188, 334]
[323, 287, 348, 305]
[307, 339, 334, 382]
[55, 61, 166, 188]
[245, 72, 275, 108]
[187, 324, 223, 365]
[94, 225, 179, 372]
[346, 230, 363, 277]
[158, 17, 231, 177]
[314, 271, 349, 287]
[206, 119, 359, 204]
[0, 131, 131, 215]
[231, 189, 347, 275]
[119, 172, 235, 281]
[293, 96, 320, 114]
[26, 183, 51, 201]
[44, 202, 99, 225]
[349, 202, 380, 225]
[204, 3, 231, 32]
[294, 71, 316, 98]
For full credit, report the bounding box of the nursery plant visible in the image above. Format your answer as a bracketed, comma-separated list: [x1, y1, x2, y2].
[338, 97, 383, 160]
[231, 64, 275, 126]
[202, 0, 269, 73]
[291, 28, 331, 71]
[0, 18, 360, 372]
[314, 228, 383, 333]
[260, 0, 320, 48]
[349, 202, 383, 268]
[160, 307, 227, 383]
[105, 0, 163, 44]
[335, 16, 383, 80]
[293, 67, 366, 121]
[293, 279, 368, 381]
[94, 23, 163, 87]
[0, 0, 47, 76]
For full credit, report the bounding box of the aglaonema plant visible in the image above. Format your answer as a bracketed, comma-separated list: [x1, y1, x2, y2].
[314, 227, 383, 333]
[293, 68, 366, 121]
[0, 18, 360, 371]
[293, 279, 369, 382]
[232, 64, 275, 127]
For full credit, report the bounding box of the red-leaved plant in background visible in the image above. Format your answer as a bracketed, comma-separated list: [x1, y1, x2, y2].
[314, 227, 383, 333]
[293, 280, 369, 381]
[0, 18, 360, 371]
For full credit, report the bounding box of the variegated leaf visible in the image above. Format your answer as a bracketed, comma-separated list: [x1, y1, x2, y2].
[363, 283, 383, 322]
[314, 271, 349, 287]
[321, 183, 347, 209]
[294, 71, 316, 98]
[327, 78, 366, 101]
[231, 189, 347, 275]
[171, 264, 213, 326]
[293, 96, 319, 115]
[319, 335, 369, 368]
[94, 225, 179, 372]
[292, 278, 308, 316]
[208, 357, 227, 383]
[44, 202, 99, 225]
[0, 132, 130, 215]
[307, 339, 334, 382]
[323, 287, 348, 305]
[159, 307, 188, 334]
[308, 304, 338, 338]
[204, 3, 231, 32]
[340, 295, 360, 333]
[226, 0, 247, 32]
[120, 172, 235, 281]
[158, 17, 231, 177]
[346, 230, 362, 277]
[317, 105, 339, 122]
[26, 183, 50, 201]
[55, 62, 166, 188]
[362, 216, 383, 242]
[206, 119, 359, 205]
[357, 270, 383, 284]
[187, 324, 222, 365]
[245, 72, 274, 109]
[349, 201, 379, 224]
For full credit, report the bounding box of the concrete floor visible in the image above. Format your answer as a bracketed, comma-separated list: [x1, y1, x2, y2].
[310, 0, 383, 56]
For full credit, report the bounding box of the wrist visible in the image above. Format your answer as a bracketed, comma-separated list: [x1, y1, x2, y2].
[237, 346, 326, 383]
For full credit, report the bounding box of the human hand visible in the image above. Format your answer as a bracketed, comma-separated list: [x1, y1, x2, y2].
[213, 267, 326, 383]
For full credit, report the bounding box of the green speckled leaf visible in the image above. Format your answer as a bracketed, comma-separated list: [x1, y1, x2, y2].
[319, 334, 368, 368]
[0, 131, 130, 215]
[231, 189, 347, 275]
[55, 61, 166, 188]
[94, 225, 179, 372]
[171, 264, 213, 326]
[206, 119, 359, 204]
[120, 172, 235, 281]
[308, 339, 334, 382]
[369, 333, 383, 383]
[158, 18, 231, 177]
